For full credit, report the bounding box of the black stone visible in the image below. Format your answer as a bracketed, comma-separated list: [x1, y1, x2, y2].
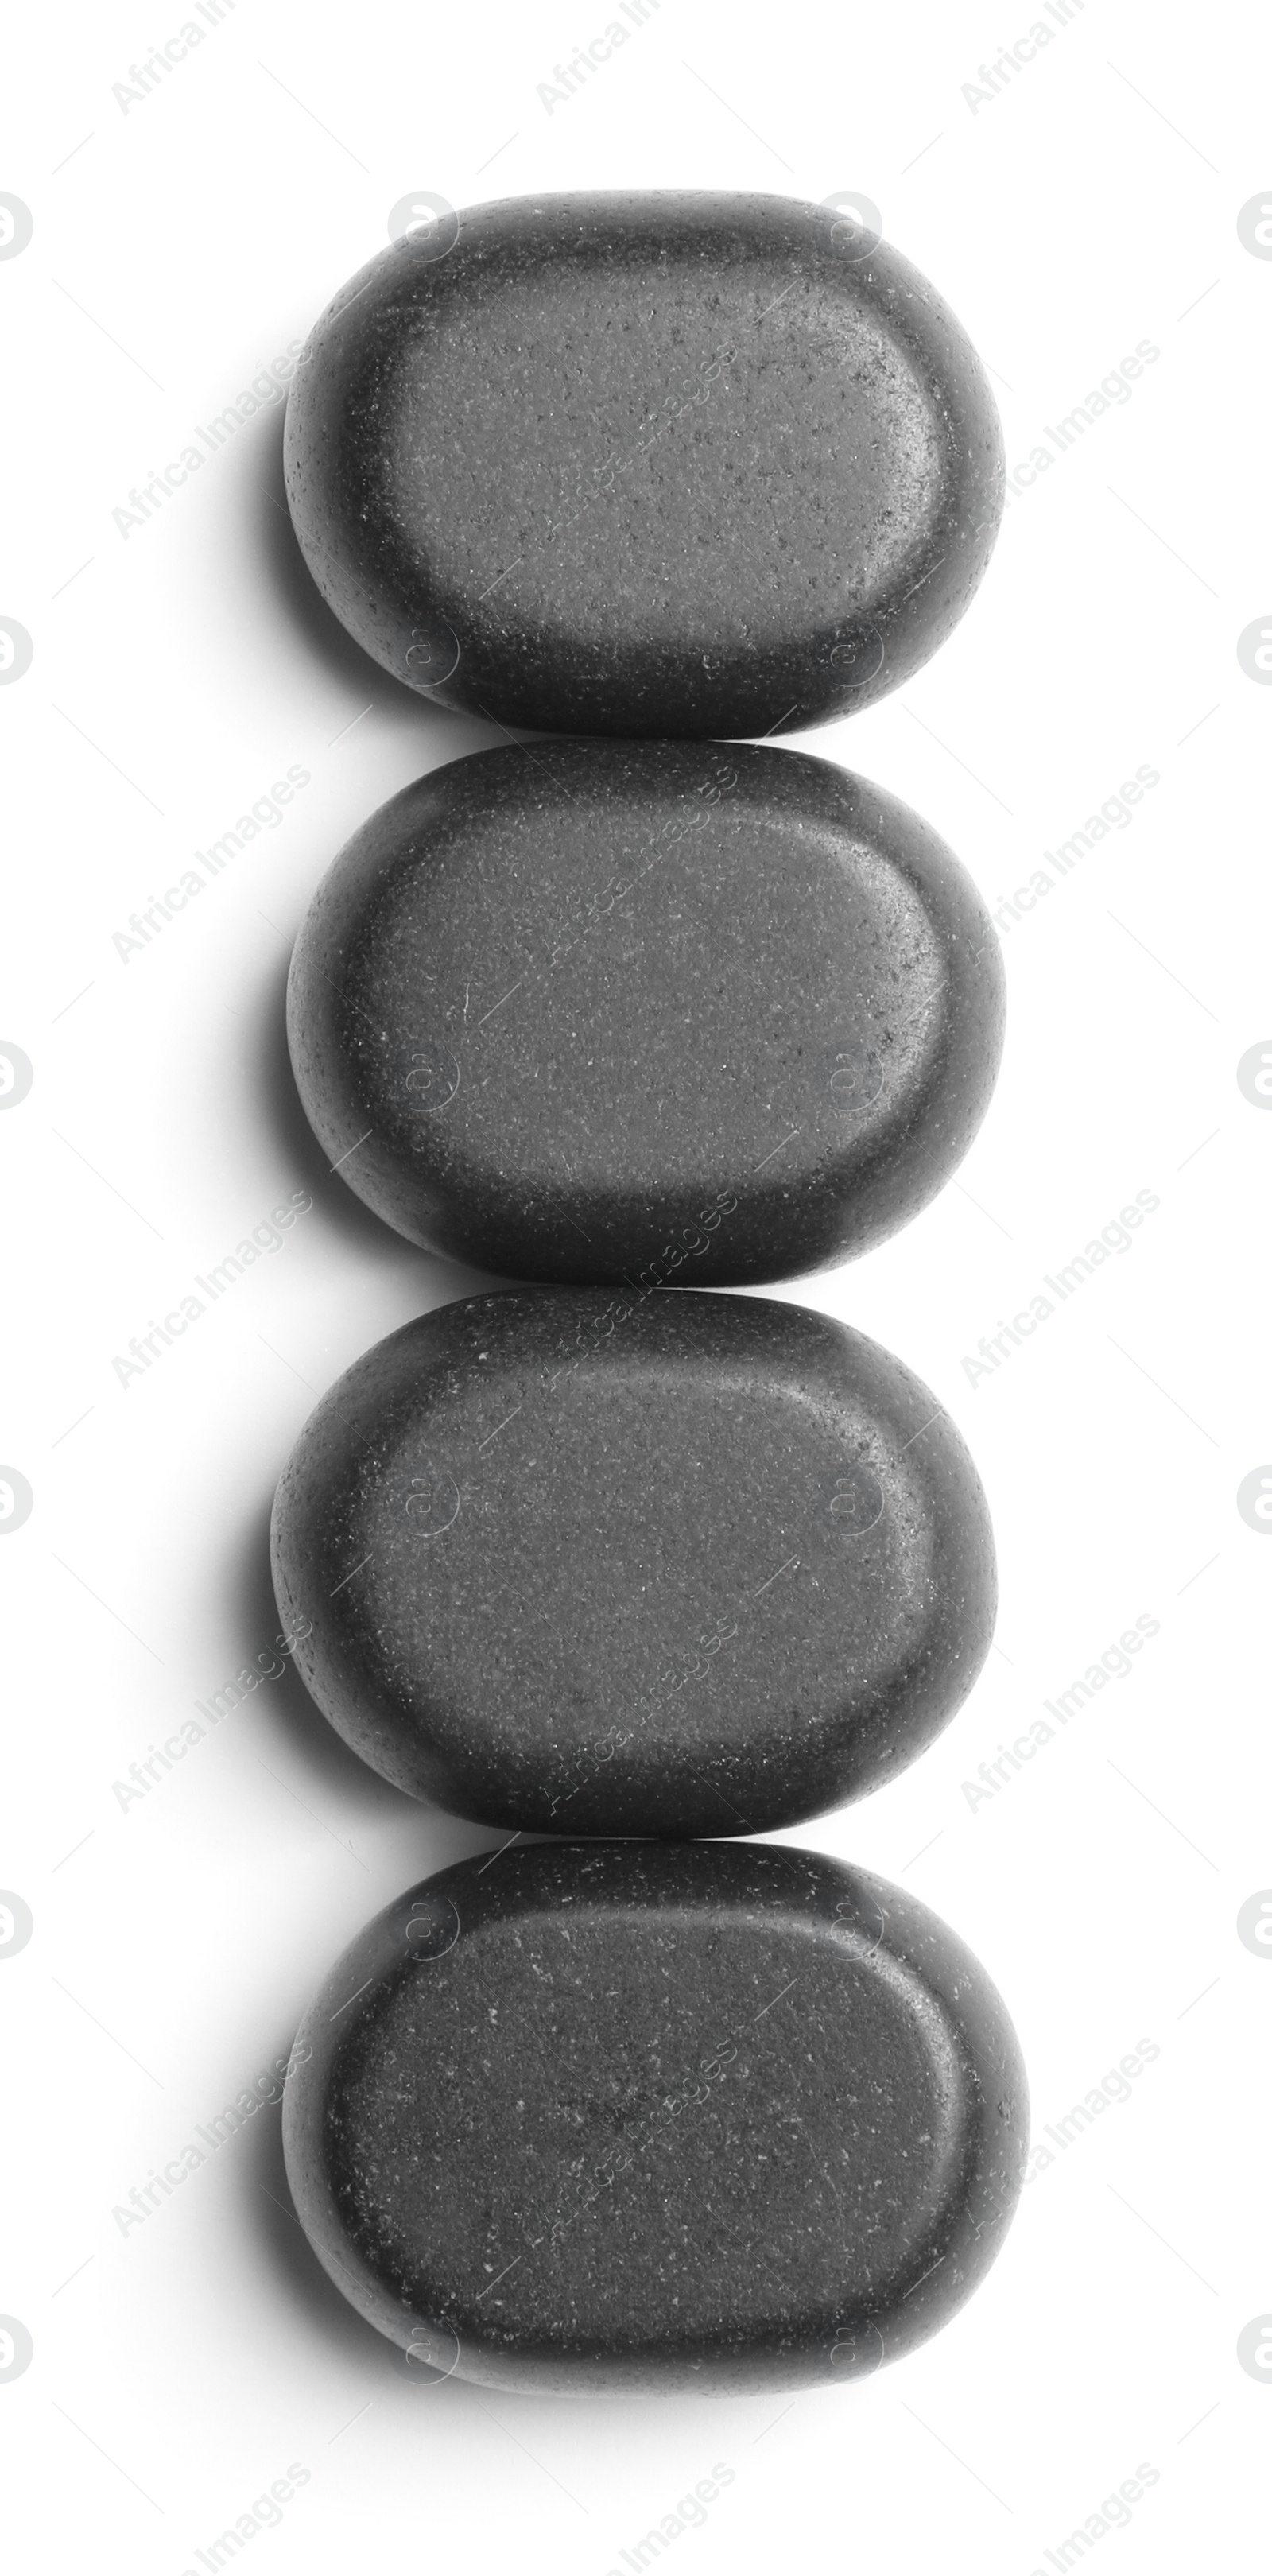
[289, 739, 1004, 1286]
[282, 1840, 1027, 2395]
[270, 1288, 995, 1836]
[285, 191, 1003, 739]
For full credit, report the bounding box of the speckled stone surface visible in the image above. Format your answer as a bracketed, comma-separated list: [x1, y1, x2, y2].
[270, 1288, 995, 1836]
[288, 739, 1004, 1286]
[282, 1840, 1027, 2395]
[284, 192, 1003, 739]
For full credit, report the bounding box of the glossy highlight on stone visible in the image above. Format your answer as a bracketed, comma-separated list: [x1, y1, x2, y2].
[288, 739, 1004, 1286]
[270, 1288, 995, 1837]
[284, 191, 1004, 739]
[282, 1840, 1027, 2395]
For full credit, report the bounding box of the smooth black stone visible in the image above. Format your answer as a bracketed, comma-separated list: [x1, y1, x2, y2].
[288, 740, 1004, 1286]
[270, 1288, 995, 1836]
[284, 191, 1003, 739]
[283, 1841, 1027, 2396]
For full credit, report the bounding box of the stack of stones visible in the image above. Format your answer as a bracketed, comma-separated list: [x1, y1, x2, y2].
[272, 193, 1026, 2398]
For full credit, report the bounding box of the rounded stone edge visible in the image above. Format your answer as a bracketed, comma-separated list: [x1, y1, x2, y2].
[268, 1290, 998, 1836]
[281, 192, 1006, 737]
[269, 1319, 463, 1810]
[282, 1843, 1028, 2395]
[284, 743, 1006, 1284]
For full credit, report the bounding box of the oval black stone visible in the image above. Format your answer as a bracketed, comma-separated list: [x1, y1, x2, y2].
[287, 739, 1004, 1286]
[284, 191, 1003, 739]
[270, 1288, 995, 1836]
[282, 1841, 1027, 2395]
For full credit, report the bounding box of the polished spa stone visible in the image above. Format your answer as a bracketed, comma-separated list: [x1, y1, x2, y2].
[282, 1841, 1027, 2395]
[284, 191, 1004, 739]
[287, 739, 1004, 1286]
[270, 1288, 995, 1836]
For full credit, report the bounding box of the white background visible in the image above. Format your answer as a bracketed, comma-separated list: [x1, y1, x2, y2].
[2, 0, 1270, 2569]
